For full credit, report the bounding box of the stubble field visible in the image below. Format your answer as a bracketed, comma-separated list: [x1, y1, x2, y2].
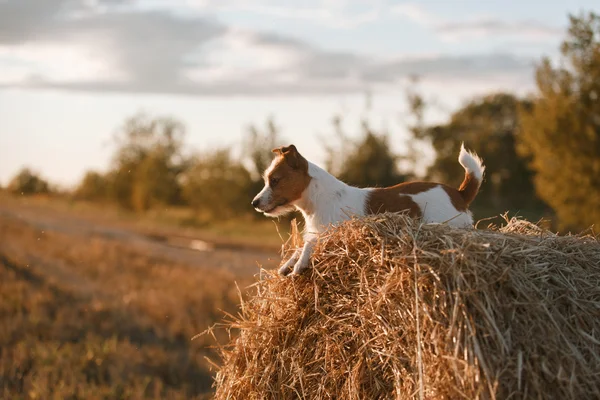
[0, 196, 281, 399]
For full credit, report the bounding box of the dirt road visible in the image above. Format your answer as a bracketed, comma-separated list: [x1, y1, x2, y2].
[0, 199, 280, 277]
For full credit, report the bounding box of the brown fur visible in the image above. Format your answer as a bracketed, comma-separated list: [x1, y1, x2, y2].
[458, 172, 480, 206]
[367, 189, 421, 217]
[265, 145, 311, 209]
[366, 181, 470, 216]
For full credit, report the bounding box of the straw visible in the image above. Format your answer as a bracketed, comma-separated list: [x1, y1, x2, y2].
[213, 213, 600, 399]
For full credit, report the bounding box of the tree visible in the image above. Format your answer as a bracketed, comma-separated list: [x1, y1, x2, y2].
[182, 149, 253, 219]
[244, 117, 281, 178]
[243, 117, 283, 196]
[106, 160, 137, 209]
[324, 116, 408, 188]
[131, 151, 182, 211]
[7, 168, 50, 195]
[413, 93, 545, 218]
[75, 171, 108, 201]
[519, 12, 600, 230]
[403, 75, 431, 175]
[107, 114, 188, 210]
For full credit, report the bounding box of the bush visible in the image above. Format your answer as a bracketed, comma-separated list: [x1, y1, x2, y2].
[106, 114, 188, 210]
[182, 149, 253, 219]
[75, 171, 109, 201]
[7, 168, 50, 195]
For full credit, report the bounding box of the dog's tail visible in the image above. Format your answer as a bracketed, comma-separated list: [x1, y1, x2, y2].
[457, 143, 485, 206]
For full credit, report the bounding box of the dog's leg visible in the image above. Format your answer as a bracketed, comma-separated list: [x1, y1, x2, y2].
[278, 249, 300, 276]
[290, 238, 316, 276]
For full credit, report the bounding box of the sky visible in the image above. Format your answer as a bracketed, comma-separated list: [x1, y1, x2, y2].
[0, 0, 596, 187]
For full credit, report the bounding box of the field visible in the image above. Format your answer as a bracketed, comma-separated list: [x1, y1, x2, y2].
[0, 195, 283, 399]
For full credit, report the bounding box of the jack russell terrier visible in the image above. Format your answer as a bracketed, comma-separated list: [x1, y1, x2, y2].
[252, 144, 485, 276]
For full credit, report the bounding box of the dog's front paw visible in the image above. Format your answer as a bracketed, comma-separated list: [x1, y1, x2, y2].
[289, 260, 309, 276]
[278, 264, 292, 276]
[278, 257, 296, 276]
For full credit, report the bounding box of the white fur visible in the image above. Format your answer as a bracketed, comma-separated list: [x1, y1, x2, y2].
[459, 143, 485, 181]
[408, 186, 473, 227]
[282, 162, 368, 275]
[252, 183, 295, 217]
[263, 160, 278, 180]
[254, 185, 272, 207]
[294, 162, 368, 238]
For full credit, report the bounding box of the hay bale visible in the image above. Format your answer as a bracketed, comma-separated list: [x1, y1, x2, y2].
[213, 214, 600, 399]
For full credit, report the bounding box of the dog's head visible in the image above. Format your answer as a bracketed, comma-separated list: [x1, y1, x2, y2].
[251, 144, 311, 217]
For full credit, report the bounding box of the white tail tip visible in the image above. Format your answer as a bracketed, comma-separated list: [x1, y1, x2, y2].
[458, 143, 485, 181]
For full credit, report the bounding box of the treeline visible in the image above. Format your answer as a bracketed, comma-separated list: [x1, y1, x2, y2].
[72, 116, 282, 220]
[6, 12, 599, 232]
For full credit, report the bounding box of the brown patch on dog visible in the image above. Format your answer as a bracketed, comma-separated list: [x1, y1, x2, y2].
[365, 182, 436, 216]
[457, 172, 480, 206]
[366, 180, 471, 215]
[441, 186, 469, 212]
[265, 145, 311, 208]
[367, 189, 421, 217]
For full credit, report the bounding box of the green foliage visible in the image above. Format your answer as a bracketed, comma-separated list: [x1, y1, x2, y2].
[106, 161, 137, 209]
[75, 171, 108, 201]
[244, 117, 281, 180]
[106, 114, 188, 211]
[414, 93, 545, 216]
[132, 152, 182, 211]
[325, 116, 408, 188]
[7, 168, 50, 195]
[113, 114, 186, 168]
[182, 149, 253, 219]
[71, 114, 283, 220]
[519, 12, 600, 230]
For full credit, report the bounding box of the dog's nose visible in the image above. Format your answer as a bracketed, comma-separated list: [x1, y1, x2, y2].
[251, 199, 260, 208]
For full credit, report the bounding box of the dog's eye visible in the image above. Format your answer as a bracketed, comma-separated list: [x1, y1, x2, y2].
[270, 178, 280, 187]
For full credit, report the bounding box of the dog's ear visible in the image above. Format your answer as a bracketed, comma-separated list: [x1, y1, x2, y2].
[271, 146, 284, 156]
[271, 145, 305, 169]
[281, 145, 306, 170]
[272, 145, 298, 156]
[281, 145, 298, 154]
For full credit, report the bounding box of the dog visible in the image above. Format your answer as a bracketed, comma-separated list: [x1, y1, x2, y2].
[252, 144, 485, 276]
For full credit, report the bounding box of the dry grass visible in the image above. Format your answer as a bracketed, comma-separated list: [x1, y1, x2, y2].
[213, 213, 600, 399]
[0, 212, 255, 399]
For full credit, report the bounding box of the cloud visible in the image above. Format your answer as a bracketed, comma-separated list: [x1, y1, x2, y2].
[362, 53, 532, 82]
[223, 3, 380, 29]
[0, 0, 536, 96]
[161, 0, 382, 29]
[390, 3, 435, 26]
[436, 19, 563, 41]
[392, 2, 563, 42]
[0, 0, 69, 44]
[0, 0, 225, 85]
[9, 51, 532, 96]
